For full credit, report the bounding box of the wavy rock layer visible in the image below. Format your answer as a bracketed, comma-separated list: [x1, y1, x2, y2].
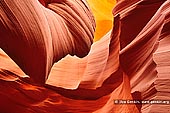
[113, 0, 170, 112]
[0, 0, 95, 84]
[0, 0, 170, 113]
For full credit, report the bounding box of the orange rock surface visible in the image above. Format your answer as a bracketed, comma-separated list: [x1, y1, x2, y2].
[0, 0, 170, 113]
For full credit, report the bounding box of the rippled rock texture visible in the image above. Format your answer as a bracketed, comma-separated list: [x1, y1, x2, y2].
[0, 0, 170, 113]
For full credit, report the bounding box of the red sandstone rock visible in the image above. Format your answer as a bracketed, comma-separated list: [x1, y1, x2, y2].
[0, 0, 170, 113]
[0, 0, 95, 84]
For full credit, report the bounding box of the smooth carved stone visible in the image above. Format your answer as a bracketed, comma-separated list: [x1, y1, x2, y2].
[0, 0, 170, 113]
[0, 0, 95, 84]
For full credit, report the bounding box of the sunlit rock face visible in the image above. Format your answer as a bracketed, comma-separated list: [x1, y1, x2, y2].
[87, 0, 116, 41]
[0, 0, 170, 113]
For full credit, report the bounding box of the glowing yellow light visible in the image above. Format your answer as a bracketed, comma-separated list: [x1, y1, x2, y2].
[87, 0, 116, 41]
